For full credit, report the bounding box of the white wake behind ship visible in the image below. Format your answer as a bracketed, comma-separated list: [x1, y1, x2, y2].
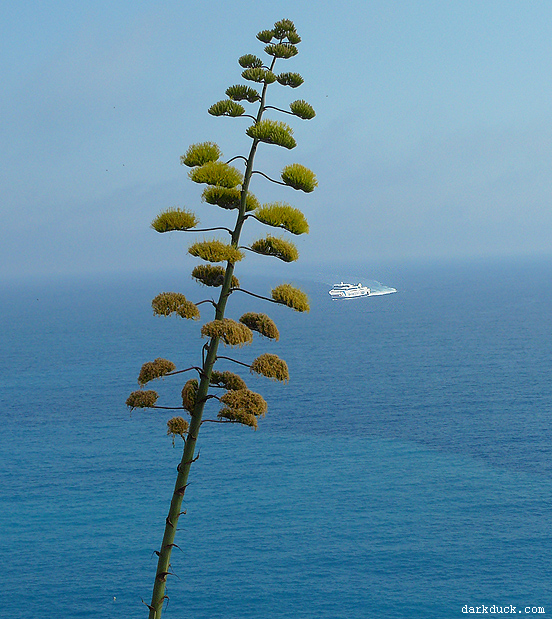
[329, 282, 371, 299]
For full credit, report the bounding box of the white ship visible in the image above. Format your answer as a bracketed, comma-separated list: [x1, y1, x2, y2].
[329, 282, 371, 299]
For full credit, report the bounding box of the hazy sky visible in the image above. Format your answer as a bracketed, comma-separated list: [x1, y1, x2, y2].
[2, 1, 551, 279]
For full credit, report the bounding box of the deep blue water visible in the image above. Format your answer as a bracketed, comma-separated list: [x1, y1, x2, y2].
[1, 258, 551, 618]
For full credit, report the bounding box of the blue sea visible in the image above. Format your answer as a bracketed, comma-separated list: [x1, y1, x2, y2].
[1, 257, 551, 618]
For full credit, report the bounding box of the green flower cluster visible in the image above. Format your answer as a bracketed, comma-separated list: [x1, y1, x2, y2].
[271, 283, 310, 312]
[250, 235, 299, 262]
[257, 19, 301, 45]
[264, 43, 298, 59]
[180, 142, 221, 167]
[188, 239, 244, 263]
[226, 84, 260, 102]
[189, 161, 243, 188]
[202, 186, 259, 211]
[242, 68, 276, 84]
[254, 202, 309, 234]
[246, 119, 296, 149]
[276, 72, 304, 88]
[208, 100, 245, 117]
[151, 208, 198, 232]
[238, 54, 263, 68]
[289, 99, 316, 120]
[281, 163, 317, 192]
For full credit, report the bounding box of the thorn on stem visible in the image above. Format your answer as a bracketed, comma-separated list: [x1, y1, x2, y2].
[177, 451, 200, 471]
[141, 595, 169, 613]
[140, 598, 157, 612]
[175, 484, 189, 496]
[184, 452, 201, 466]
[156, 570, 179, 582]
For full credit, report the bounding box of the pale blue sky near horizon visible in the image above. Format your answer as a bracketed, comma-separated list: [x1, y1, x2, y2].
[2, 1, 551, 281]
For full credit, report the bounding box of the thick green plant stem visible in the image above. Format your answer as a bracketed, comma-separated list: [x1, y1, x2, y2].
[147, 336, 219, 618]
[147, 58, 276, 619]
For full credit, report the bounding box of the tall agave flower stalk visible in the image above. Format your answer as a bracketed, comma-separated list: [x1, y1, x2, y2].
[126, 19, 316, 618]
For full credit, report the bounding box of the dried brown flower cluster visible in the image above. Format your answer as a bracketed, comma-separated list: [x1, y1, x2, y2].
[239, 312, 279, 340]
[126, 390, 158, 410]
[138, 358, 176, 386]
[218, 388, 268, 429]
[192, 265, 240, 288]
[201, 318, 253, 347]
[250, 353, 289, 382]
[181, 379, 198, 413]
[167, 416, 189, 438]
[210, 371, 247, 391]
[152, 292, 200, 320]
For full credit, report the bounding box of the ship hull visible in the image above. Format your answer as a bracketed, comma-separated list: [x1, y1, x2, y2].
[329, 282, 371, 298]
